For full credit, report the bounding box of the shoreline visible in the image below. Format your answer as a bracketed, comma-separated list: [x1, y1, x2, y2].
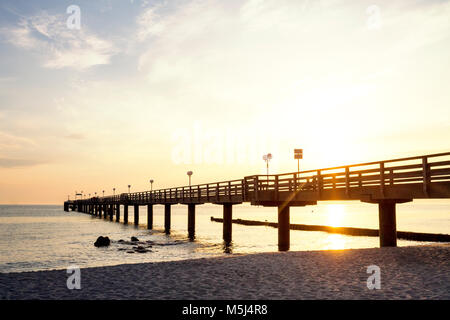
[1, 244, 449, 299]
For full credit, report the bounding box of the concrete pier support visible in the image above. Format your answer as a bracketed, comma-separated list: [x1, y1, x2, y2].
[378, 201, 397, 247]
[109, 205, 114, 221]
[104, 205, 108, 219]
[124, 205, 128, 224]
[278, 205, 290, 251]
[116, 204, 120, 222]
[134, 205, 139, 226]
[164, 204, 171, 234]
[147, 205, 153, 230]
[188, 204, 195, 240]
[223, 203, 232, 244]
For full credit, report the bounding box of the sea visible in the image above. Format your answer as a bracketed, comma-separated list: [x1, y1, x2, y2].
[0, 201, 449, 273]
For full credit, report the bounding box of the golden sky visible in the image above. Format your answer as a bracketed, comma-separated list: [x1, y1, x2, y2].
[0, 0, 449, 204]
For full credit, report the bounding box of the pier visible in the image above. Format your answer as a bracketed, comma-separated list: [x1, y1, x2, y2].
[64, 152, 450, 251]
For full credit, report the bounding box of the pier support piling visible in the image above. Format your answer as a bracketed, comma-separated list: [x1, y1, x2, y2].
[109, 205, 114, 221]
[188, 204, 196, 240]
[278, 205, 290, 251]
[378, 201, 397, 247]
[134, 205, 139, 226]
[116, 204, 120, 222]
[147, 205, 153, 230]
[124, 205, 128, 224]
[164, 204, 171, 234]
[223, 203, 233, 244]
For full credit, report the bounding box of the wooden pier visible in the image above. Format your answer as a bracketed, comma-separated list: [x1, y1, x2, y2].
[64, 152, 450, 251]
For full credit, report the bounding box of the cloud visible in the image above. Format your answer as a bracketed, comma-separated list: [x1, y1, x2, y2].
[1, 11, 117, 70]
[64, 133, 85, 140]
[0, 158, 44, 168]
[0, 131, 36, 150]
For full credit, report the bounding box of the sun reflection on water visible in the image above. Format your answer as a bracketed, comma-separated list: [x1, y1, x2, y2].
[323, 234, 347, 250]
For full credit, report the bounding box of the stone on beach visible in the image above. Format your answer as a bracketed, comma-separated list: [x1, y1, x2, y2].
[94, 236, 110, 247]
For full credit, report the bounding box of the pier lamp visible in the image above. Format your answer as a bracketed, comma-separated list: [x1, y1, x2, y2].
[95, 192, 97, 197]
[88, 193, 91, 198]
[102, 190, 105, 197]
[187, 171, 193, 186]
[262, 153, 272, 176]
[113, 188, 116, 196]
[128, 185, 131, 193]
[149, 179, 154, 191]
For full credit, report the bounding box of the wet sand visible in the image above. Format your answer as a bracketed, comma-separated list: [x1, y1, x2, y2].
[0, 244, 449, 299]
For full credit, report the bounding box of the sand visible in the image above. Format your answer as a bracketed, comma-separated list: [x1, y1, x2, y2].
[0, 245, 449, 300]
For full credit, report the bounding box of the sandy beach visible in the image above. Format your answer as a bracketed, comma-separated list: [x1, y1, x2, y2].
[0, 244, 449, 300]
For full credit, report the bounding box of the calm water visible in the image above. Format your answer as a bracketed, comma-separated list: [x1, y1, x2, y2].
[0, 201, 449, 273]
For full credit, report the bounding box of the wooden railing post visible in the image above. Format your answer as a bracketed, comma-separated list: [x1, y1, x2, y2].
[380, 162, 385, 197]
[345, 166, 350, 196]
[275, 175, 279, 201]
[422, 157, 430, 196]
[254, 176, 259, 201]
[317, 170, 322, 198]
[228, 181, 232, 202]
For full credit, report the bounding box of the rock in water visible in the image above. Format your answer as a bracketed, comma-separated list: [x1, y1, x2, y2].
[131, 236, 139, 242]
[94, 236, 110, 247]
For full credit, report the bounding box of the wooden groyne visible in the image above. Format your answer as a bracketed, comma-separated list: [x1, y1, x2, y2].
[210, 217, 450, 242]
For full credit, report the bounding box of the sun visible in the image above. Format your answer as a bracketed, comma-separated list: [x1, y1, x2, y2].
[325, 204, 345, 227]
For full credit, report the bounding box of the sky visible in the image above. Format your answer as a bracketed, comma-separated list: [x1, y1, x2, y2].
[0, 0, 449, 204]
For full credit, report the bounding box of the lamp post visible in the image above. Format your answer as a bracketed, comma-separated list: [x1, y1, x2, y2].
[149, 179, 154, 191]
[113, 188, 116, 196]
[263, 153, 272, 176]
[128, 185, 131, 193]
[187, 171, 193, 186]
[95, 192, 97, 198]
[102, 190, 105, 197]
[263, 153, 272, 189]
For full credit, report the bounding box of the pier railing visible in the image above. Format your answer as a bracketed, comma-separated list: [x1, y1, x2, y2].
[82, 152, 450, 205]
[244, 151, 450, 200]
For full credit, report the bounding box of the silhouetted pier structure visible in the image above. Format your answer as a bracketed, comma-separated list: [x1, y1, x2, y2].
[64, 152, 450, 251]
